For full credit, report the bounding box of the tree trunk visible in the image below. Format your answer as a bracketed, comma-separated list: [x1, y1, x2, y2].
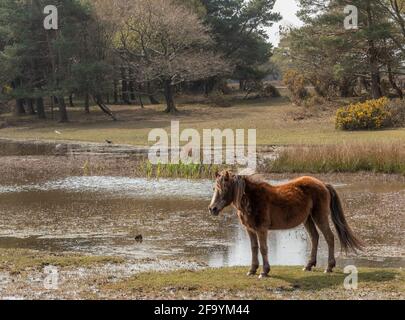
[69, 94, 75, 107]
[147, 82, 159, 104]
[239, 80, 245, 91]
[163, 80, 177, 113]
[387, 64, 403, 99]
[27, 98, 36, 114]
[93, 95, 117, 121]
[129, 69, 136, 101]
[57, 96, 69, 122]
[139, 95, 144, 109]
[366, 3, 382, 99]
[121, 68, 130, 104]
[113, 80, 118, 104]
[84, 93, 90, 114]
[36, 97, 46, 119]
[14, 99, 26, 116]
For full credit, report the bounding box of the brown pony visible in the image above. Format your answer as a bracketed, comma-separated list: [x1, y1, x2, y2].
[209, 171, 363, 278]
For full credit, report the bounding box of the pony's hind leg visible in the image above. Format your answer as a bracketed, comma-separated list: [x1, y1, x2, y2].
[312, 212, 336, 273]
[246, 229, 259, 276]
[303, 217, 319, 271]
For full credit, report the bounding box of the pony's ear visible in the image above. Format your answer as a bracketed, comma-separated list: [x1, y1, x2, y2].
[224, 171, 230, 181]
[215, 171, 220, 178]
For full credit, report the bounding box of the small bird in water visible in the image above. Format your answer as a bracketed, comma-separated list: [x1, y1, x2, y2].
[135, 234, 143, 243]
[105, 139, 113, 144]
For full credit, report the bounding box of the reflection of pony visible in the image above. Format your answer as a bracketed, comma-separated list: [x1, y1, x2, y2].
[209, 171, 363, 278]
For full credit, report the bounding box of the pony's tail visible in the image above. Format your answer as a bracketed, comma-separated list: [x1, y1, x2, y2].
[326, 184, 364, 253]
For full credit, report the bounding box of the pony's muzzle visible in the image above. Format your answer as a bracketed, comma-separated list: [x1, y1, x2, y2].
[209, 206, 219, 216]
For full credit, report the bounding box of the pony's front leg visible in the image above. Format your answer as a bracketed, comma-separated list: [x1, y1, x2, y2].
[257, 230, 270, 278]
[246, 229, 259, 276]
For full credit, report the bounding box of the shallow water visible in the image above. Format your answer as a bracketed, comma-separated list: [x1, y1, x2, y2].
[0, 176, 403, 269]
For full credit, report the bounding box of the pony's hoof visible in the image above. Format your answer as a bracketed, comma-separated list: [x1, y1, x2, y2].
[247, 271, 257, 276]
[324, 269, 333, 273]
[258, 273, 269, 279]
[303, 267, 313, 272]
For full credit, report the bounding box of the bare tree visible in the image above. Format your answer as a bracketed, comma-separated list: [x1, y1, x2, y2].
[97, 0, 230, 113]
[376, 0, 405, 53]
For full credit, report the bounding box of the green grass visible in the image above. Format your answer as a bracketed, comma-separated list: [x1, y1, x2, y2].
[265, 142, 405, 174]
[1, 100, 404, 146]
[103, 266, 404, 300]
[135, 160, 231, 179]
[0, 248, 124, 274]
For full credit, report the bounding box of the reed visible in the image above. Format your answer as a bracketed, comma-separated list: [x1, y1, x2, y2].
[265, 142, 405, 174]
[135, 160, 232, 179]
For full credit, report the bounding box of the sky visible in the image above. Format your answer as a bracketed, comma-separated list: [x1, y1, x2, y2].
[267, 0, 303, 47]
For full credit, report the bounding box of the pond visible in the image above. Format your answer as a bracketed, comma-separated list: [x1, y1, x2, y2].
[0, 176, 403, 269]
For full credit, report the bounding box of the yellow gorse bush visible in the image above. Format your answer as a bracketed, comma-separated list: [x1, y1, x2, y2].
[336, 97, 391, 130]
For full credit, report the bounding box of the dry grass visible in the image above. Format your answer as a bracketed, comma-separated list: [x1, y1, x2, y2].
[1, 98, 404, 146]
[265, 142, 405, 174]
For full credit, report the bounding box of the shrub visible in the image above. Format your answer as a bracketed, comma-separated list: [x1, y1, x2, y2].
[336, 97, 391, 130]
[283, 70, 309, 104]
[303, 95, 326, 108]
[260, 84, 281, 98]
[386, 99, 405, 128]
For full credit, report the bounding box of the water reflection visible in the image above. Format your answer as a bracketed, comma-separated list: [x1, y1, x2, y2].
[0, 176, 403, 269]
[208, 227, 308, 267]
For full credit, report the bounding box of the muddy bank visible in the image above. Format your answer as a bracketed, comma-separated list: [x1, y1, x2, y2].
[0, 248, 204, 300]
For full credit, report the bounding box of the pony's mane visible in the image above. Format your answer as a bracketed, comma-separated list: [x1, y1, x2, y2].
[244, 173, 266, 185]
[231, 171, 265, 216]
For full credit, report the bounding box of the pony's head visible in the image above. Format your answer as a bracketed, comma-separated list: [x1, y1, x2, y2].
[208, 171, 248, 216]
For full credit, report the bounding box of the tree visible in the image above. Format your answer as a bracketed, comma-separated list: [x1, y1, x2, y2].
[0, 0, 116, 121]
[100, 0, 229, 113]
[201, 0, 281, 87]
[278, 0, 404, 99]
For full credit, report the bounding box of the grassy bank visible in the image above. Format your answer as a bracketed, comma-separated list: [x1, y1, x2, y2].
[103, 266, 404, 300]
[265, 142, 405, 175]
[0, 249, 403, 299]
[1, 101, 404, 146]
[0, 248, 124, 274]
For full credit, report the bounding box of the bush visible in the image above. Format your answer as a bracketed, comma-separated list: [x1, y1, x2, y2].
[283, 70, 309, 104]
[386, 99, 405, 128]
[336, 97, 391, 130]
[303, 95, 326, 108]
[260, 84, 281, 98]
